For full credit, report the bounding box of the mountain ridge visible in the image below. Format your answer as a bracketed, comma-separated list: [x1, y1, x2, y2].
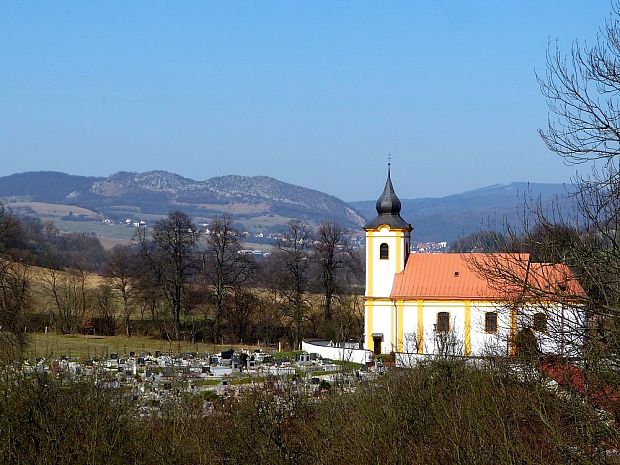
[0, 170, 366, 231]
[350, 181, 576, 242]
[0, 171, 576, 241]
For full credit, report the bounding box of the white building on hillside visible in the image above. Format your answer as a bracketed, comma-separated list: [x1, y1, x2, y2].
[363, 165, 586, 358]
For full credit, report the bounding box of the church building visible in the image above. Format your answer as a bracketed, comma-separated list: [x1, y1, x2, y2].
[364, 166, 586, 358]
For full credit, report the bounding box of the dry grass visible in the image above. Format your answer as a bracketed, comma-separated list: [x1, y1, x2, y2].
[27, 264, 107, 288]
[50, 218, 137, 240]
[8, 202, 99, 218]
[26, 333, 265, 359]
[98, 237, 133, 250]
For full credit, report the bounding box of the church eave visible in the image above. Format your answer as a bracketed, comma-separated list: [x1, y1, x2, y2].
[363, 214, 412, 231]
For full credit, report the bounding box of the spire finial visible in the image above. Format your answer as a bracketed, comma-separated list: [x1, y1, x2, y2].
[364, 153, 411, 230]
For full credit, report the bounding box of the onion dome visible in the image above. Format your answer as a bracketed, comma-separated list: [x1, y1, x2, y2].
[364, 163, 412, 230]
[376, 164, 401, 215]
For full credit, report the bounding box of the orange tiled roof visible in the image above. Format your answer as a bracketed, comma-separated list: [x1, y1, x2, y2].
[526, 262, 586, 297]
[390, 253, 585, 301]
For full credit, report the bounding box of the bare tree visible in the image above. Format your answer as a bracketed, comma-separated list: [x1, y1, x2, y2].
[269, 220, 312, 349]
[313, 221, 353, 323]
[0, 207, 31, 359]
[433, 324, 464, 359]
[0, 258, 30, 360]
[201, 217, 256, 343]
[533, 3, 620, 361]
[0, 208, 23, 256]
[93, 283, 117, 336]
[450, 231, 508, 253]
[228, 288, 259, 343]
[132, 250, 163, 325]
[459, 4, 620, 370]
[106, 244, 138, 337]
[539, 5, 620, 168]
[138, 211, 201, 340]
[43, 268, 88, 334]
[468, 252, 587, 359]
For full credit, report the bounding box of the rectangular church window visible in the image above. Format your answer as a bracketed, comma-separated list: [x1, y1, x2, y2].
[436, 312, 450, 332]
[533, 312, 548, 333]
[485, 312, 498, 333]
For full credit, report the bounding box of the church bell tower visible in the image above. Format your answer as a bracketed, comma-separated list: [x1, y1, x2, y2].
[364, 164, 412, 354]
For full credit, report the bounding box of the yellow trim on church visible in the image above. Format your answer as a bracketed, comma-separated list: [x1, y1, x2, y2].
[364, 226, 412, 232]
[464, 300, 471, 356]
[366, 234, 373, 296]
[397, 300, 404, 352]
[366, 301, 374, 350]
[509, 306, 517, 356]
[390, 301, 395, 351]
[395, 231, 402, 274]
[417, 299, 424, 353]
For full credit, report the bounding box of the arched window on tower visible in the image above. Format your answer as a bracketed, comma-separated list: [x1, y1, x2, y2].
[379, 243, 389, 260]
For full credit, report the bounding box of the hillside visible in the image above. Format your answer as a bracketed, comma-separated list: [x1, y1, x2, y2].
[0, 172, 578, 242]
[350, 182, 577, 242]
[0, 171, 101, 202]
[0, 171, 365, 231]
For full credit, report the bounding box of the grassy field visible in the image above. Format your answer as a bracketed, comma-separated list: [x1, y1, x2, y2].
[27, 264, 108, 288]
[8, 202, 100, 218]
[47, 217, 277, 251]
[26, 333, 266, 360]
[98, 237, 133, 250]
[49, 218, 137, 240]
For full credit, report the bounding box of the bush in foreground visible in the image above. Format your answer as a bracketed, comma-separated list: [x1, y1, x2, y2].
[0, 361, 616, 464]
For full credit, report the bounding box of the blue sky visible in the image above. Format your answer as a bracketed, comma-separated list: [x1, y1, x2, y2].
[0, 1, 611, 201]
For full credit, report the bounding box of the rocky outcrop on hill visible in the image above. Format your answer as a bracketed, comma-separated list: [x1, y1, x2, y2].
[0, 170, 366, 230]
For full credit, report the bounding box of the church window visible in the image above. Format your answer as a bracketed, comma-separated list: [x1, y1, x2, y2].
[485, 312, 498, 333]
[379, 243, 389, 260]
[533, 312, 547, 332]
[436, 312, 450, 332]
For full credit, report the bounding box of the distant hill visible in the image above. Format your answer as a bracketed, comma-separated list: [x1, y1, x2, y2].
[0, 171, 102, 202]
[0, 172, 577, 242]
[0, 171, 365, 231]
[350, 182, 577, 242]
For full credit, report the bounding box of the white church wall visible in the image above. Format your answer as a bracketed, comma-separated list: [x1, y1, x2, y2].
[370, 301, 396, 354]
[421, 301, 466, 355]
[398, 301, 512, 357]
[394, 300, 585, 358]
[469, 302, 511, 356]
[366, 227, 408, 298]
[517, 303, 585, 357]
[401, 302, 419, 353]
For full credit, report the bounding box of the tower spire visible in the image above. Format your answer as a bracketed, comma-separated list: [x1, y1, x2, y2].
[363, 157, 412, 231]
